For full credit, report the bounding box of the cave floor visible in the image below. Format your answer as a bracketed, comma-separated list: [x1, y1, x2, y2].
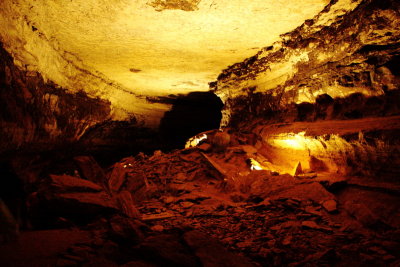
[1, 125, 400, 266]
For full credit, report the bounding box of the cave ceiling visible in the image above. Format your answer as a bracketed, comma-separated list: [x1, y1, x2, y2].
[0, 0, 329, 126]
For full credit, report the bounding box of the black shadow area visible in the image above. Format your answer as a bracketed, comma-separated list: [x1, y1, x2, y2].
[159, 91, 223, 149]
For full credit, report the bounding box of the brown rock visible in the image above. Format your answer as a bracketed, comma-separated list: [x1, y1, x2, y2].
[180, 201, 194, 209]
[108, 162, 127, 193]
[280, 221, 297, 229]
[292, 162, 303, 176]
[109, 215, 144, 244]
[49, 174, 102, 193]
[282, 235, 292, 246]
[304, 206, 323, 216]
[73, 156, 108, 190]
[241, 145, 258, 155]
[198, 143, 212, 152]
[142, 212, 175, 221]
[301, 220, 332, 232]
[176, 173, 187, 181]
[163, 196, 175, 204]
[56, 192, 117, 210]
[116, 191, 141, 219]
[125, 172, 147, 201]
[211, 131, 231, 151]
[150, 225, 164, 232]
[322, 199, 337, 213]
[236, 240, 252, 248]
[309, 156, 328, 172]
[343, 201, 379, 227]
[270, 182, 335, 204]
[301, 220, 320, 229]
[32, 191, 117, 224]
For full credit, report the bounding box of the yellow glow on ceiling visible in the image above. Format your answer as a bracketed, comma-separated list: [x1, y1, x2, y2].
[0, 0, 329, 123]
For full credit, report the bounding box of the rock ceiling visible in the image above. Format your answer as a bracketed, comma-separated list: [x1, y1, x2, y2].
[0, 0, 329, 126]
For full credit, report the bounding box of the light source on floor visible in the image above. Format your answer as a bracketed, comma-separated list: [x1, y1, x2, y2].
[249, 158, 264, 171]
[185, 133, 208, 148]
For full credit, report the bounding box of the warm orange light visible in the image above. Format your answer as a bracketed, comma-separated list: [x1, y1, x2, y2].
[249, 158, 264, 171]
[271, 131, 308, 150]
[185, 133, 208, 148]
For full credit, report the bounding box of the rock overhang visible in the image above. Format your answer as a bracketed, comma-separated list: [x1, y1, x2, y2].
[0, 0, 329, 126]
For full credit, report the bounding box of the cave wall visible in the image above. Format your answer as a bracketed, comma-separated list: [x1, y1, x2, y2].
[211, 0, 400, 180]
[212, 0, 400, 126]
[0, 43, 112, 156]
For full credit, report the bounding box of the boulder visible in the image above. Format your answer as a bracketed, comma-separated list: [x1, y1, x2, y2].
[73, 156, 108, 190]
[322, 199, 337, 213]
[292, 162, 303, 176]
[48, 174, 102, 193]
[115, 191, 141, 219]
[108, 162, 127, 193]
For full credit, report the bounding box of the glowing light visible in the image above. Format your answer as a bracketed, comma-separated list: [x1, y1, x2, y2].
[249, 158, 264, 171]
[185, 134, 207, 148]
[271, 131, 309, 150]
[251, 165, 263, 171]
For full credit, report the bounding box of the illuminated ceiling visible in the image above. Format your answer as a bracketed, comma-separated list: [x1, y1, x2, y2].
[0, 0, 329, 125]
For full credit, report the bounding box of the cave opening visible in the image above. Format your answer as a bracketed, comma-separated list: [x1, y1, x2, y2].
[159, 91, 224, 150]
[1, 0, 400, 266]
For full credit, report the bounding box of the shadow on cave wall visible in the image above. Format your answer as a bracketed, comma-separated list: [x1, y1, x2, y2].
[159, 91, 223, 149]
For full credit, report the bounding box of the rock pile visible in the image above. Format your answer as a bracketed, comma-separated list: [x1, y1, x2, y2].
[3, 136, 400, 266]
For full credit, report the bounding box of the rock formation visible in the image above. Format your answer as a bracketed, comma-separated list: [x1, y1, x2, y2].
[213, 0, 400, 126]
[0, 0, 400, 266]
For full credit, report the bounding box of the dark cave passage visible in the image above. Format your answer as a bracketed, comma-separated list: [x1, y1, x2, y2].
[159, 92, 223, 150]
[1, 0, 400, 266]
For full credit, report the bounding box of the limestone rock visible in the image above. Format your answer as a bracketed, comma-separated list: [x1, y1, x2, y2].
[322, 199, 338, 213]
[292, 162, 303, 177]
[150, 225, 164, 232]
[213, 0, 400, 127]
[48, 174, 102, 193]
[73, 156, 108, 190]
[108, 162, 127, 193]
[211, 131, 231, 151]
[115, 190, 141, 219]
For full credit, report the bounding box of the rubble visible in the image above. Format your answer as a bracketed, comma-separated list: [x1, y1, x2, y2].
[4, 129, 399, 266]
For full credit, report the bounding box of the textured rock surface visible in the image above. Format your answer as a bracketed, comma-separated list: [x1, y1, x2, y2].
[253, 116, 400, 178]
[0, 0, 328, 124]
[0, 44, 111, 155]
[213, 0, 400, 126]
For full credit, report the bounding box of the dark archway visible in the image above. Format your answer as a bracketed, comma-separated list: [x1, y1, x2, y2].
[159, 91, 223, 149]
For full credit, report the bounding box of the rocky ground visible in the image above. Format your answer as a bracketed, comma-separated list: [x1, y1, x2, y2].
[1, 131, 400, 267]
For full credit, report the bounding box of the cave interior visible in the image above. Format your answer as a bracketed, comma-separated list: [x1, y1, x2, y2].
[1, 0, 400, 266]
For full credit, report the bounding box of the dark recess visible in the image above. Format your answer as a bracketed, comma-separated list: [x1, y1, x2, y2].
[159, 91, 223, 149]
